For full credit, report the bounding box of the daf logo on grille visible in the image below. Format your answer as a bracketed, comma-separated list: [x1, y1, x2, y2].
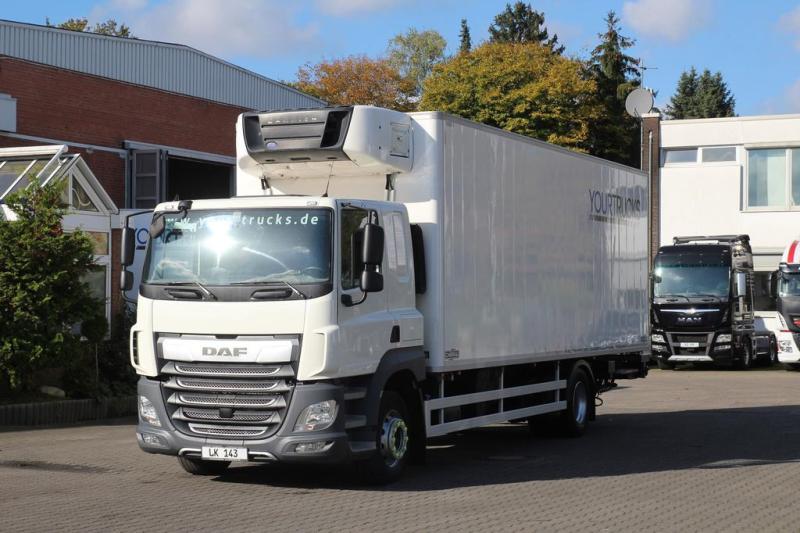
[202, 347, 247, 357]
[677, 316, 703, 324]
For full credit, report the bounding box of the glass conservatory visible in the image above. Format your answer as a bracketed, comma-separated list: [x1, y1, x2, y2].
[0, 145, 118, 322]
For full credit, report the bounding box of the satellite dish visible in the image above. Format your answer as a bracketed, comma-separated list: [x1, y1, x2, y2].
[625, 88, 654, 118]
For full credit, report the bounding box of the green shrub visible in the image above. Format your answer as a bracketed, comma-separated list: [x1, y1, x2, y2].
[0, 180, 105, 392]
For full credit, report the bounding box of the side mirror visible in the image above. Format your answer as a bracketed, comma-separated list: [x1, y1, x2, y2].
[734, 271, 747, 297]
[149, 213, 166, 239]
[769, 270, 779, 299]
[360, 269, 384, 293]
[121, 227, 136, 267]
[121, 269, 134, 292]
[360, 223, 384, 266]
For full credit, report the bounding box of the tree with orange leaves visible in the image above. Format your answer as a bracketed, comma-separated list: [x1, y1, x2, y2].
[293, 56, 415, 111]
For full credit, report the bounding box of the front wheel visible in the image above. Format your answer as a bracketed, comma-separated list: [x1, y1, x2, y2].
[177, 456, 230, 476]
[737, 340, 753, 370]
[769, 338, 779, 366]
[559, 366, 592, 438]
[357, 390, 410, 484]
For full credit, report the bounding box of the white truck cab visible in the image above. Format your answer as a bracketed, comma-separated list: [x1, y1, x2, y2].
[772, 240, 800, 368]
[121, 105, 650, 482]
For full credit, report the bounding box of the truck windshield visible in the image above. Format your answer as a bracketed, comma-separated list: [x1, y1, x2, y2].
[653, 264, 730, 298]
[143, 208, 332, 286]
[779, 273, 800, 297]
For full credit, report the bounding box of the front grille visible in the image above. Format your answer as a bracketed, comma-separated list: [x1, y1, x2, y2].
[666, 332, 712, 356]
[673, 334, 707, 344]
[188, 424, 269, 438]
[160, 357, 295, 440]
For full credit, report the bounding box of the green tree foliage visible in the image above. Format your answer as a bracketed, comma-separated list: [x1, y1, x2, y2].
[459, 19, 472, 53]
[588, 11, 641, 166]
[666, 67, 736, 119]
[488, 2, 564, 54]
[420, 42, 599, 151]
[46, 17, 134, 37]
[387, 28, 447, 99]
[0, 181, 104, 391]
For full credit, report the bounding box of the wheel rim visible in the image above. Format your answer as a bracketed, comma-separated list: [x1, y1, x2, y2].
[572, 381, 588, 425]
[380, 409, 408, 468]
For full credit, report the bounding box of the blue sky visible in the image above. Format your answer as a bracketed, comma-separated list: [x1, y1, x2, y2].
[6, 0, 800, 115]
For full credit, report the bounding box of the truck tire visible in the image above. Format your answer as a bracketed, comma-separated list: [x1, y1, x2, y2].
[177, 456, 230, 476]
[736, 340, 753, 370]
[358, 390, 410, 484]
[656, 359, 676, 370]
[559, 366, 592, 438]
[768, 338, 779, 366]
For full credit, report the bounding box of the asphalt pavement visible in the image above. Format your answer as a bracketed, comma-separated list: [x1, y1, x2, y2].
[1, 368, 799, 532]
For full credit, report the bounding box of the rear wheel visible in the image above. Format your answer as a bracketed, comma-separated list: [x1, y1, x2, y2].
[177, 456, 230, 476]
[358, 390, 410, 484]
[559, 366, 592, 438]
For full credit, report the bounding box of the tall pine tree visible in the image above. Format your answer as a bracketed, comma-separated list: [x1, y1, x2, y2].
[666, 67, 735, 119]
[459, 19, 472, 53]
[588, 11, 641, 166]
[488, 2, 564, 54]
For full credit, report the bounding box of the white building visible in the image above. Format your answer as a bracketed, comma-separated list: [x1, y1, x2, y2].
[653, 113, 800, 316]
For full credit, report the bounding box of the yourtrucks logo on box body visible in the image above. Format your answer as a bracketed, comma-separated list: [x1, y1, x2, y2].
[589, 188, 644, 223]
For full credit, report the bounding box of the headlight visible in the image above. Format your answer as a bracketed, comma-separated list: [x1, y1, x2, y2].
[138, 396, 161, 427]
[651, 334, 665, 344]
[716, 334, 732, 344]
[779, 340, 794, 353]
[294, 400, 338, 432]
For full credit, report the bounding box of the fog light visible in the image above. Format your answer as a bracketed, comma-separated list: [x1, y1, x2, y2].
[716, 334, 732, 343]
[138, 396, 161, 427]
[293, 441, 332, 454]
[714, 344, 730, 352]
[651, 334, 665, 344]
[141, 432, 167, 448]
[294, 400, 338, 432]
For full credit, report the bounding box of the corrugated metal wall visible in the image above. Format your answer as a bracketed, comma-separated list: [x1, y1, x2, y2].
[0, 20, 324, 111]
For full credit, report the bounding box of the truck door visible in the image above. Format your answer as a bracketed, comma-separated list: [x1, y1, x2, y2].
[336, 203, 392, 375]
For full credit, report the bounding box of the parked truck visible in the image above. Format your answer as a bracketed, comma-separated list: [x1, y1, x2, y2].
[770, 239, 800, 369]
[651, 235, 776, 369]
[120, 106, 650, 482]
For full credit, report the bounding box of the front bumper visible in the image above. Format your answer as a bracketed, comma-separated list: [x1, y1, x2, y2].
[651, 330, 735, 365]
[136, 377, 354, 464]
[777, 332, 800, 364]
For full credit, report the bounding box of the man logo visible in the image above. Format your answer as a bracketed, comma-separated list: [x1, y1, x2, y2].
[677, 316, 702, 324]
[202, 347, 247, 357]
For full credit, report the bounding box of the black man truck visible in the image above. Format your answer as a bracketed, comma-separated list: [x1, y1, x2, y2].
[121, 105, 650, 482]
[651, 235, 775, 369]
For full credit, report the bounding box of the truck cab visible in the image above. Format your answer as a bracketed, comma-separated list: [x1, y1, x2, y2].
[651, 235, 773, 369]
[771, 241, 800, 368]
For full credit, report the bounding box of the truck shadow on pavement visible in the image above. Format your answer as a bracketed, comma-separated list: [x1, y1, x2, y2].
[214, 404, 800, 490]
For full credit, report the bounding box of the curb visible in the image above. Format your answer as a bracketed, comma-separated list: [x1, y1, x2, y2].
[0, 396, 137, 426]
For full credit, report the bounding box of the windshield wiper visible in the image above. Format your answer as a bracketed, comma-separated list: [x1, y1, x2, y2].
[687, 293, 723, 301]
[162, 280, 217, 301]
[231, 279, 307, 299]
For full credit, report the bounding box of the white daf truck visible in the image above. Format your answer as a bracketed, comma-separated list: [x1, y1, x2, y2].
[120, 106, 650, 482]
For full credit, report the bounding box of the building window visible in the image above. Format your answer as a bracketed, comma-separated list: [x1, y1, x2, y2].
[663, 148, 698, 164]
[701, 146, 737, 163]
[746, 148, 800, 209]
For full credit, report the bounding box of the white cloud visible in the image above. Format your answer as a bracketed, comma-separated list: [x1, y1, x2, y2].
[622, 0, 712, 43]
[778, 5, 800, 50]
[314, 0, 401, 16]
[91, 0, 320, 59]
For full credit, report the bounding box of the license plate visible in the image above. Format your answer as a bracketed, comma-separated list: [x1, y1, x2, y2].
[201, 446, 247, 462]
[679, 342, 700, 348]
